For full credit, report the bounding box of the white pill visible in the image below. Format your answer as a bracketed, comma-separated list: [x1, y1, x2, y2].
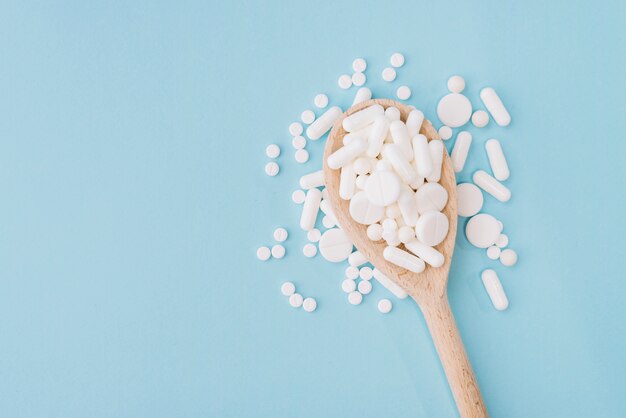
[322, 215, 336, 229]
[353, 157, 372, 175]
[352, 72, 366, 87]
[372, 268, 408, 299]
[465, 213, 502, 248]
[485, 139, 510, 181]
[352, 57, 367, 72]
[397, 189, 419, 226]
[289, 122, 303, 136]
[358, 280, 372, 295]
[378, 299, 393, 314]
[306, 106, 342, 140]
[319, 228, 353, 262]
[292, 189, 306, 204]
[390, 52, 405, 67]
[376, 160, 392, 171]
[359, 267, 373, 280]
[281, 281, 296, 296]
[339, 164, 357, 200]
[451, 131, 472, 173]
[398, 225, 416, 244]
[338, 74, 352, 89]
[473, 170, 511, 202]
[366, 116, 391, 157]
[481, 269, 508, 310]
[480, 87, 511, 127]
[342, 278, 356, 293]
[349, 191, 384, 225]
[381, 144, 416, 183]
[303, 229, 319, 244]
[447, 75, 465, 93]
[314, 93, 328, 109]
[301, 109, 315, 125]
[383, 246, 425, 273]
[352, 87, 372, 105]
[500, 249, 518, 266]
[438, 126, 453, 140]
[411, 134, 433, 178]
[289, 293, 304, 308]
[426, 140, 444, 182]
[415, 211, 449, 246]
[365, 171, 401, 206]
[406, 109, 424, 137]
[348, 250, 368, 266]
[343, 104, 384, 132]
[385, 204, 401, 219]
[471, 110, 489, 128]
[302, 297, 317, 312]
[300, 188, 322, 231]
[382, 67, 396, 82]
[415, 182, 448, 214]
[383, 229, 401, 247]
[271, 244, 285, 259]
[456, 183, 483, 217]
[405, 240, 444, 268]
[382, 218, 398, 232]
[265, 161, 279, 177]
[389, 120, 413, 158]
[256, 246, 271, 261]
[295, 149, 309, 163]
[355, 174, 369, 190]
[300, 170, 325, 190]
[292, 135, 306, 149]
[345, 265, 359, 280]
[495, 234, 509, 248]
[367, 223, 383, 241]
[266, 144, 280, 159]
[328, 137, 367, 170]
[348, 291, 363, 305]
[396, 86, 411, 100]
[303, 243, 318, 258]
[273, 227, 288, 242]
[437, 93, 472, 128]
[385, 106, 401, 121]
[487, 246, 501, 260]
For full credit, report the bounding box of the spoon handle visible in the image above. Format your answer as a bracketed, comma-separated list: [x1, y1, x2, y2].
[420, 294, 489, 418]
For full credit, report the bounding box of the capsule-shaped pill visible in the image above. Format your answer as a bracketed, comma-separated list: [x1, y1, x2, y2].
[367, 116, 390, 157]
[485, 139, 510, 181]
[348, 250, 368, 267]
[342, 104, 384, 132]
[352, 87, 372, 106]
[306, 106, 342, 140]
[406, 109, 424, 137]
[451, 131, 472, 173]
[339, 164, 356, 200]
[481, 269, 509, 310]
[426, 140, 444, 182]
[405, 240, 444, 268]
[473, 170, 511, 202]
[299, 170, 325, 189]
[300, 188, 322, 231]
[480, 88, 511, 127]
[383, 246, 425, 273]
[372, 268, 408, 299]
[397, 188, 419, 226]
[382, 144, 417, 183]
[412, 134, 433, 178]
[327, 137, 367, 169]
[389, 120, 413, 158]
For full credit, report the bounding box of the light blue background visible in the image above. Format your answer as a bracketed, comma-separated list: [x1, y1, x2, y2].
[1, 1, 624, 417]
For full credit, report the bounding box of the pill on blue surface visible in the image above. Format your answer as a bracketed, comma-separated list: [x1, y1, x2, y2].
[495, 234, 509, 248]
[486, 245, 501, 260]
[256, 246, 271, 261]
[295, 149, 309, 164]
[437, 93, 472, 128]
[480, 87, 511, 127]
[319, 228, 353, 262]
[372, 268, 407, 299]
[306, 106, 342, 140]
[348, 250, 367, 266]
[281, 282, 296, 296]
[352, 72, 366, 87]
[456, 183, 483, 217]
[485, 139, 510, 181]
[473, 170, 511, 202]
[273, 227, 288, 242]
[471, 110, 489, 128]
[451, 131, 473, 173]
[322, 215, 336, 229]
[378, 299, 393, 314]
[300, 170, 325, 189]
[271, 244, 285, 259]
[265, 162, 279, 177]
[390, 53, 405, 68]
[289, 293, 304, 308]
[500, 249, 518, 266]
[307, 228, 321, 242]
[348, 291, 363, 305]
[396, 86, 411, 100]
[289, 122, 303, 136]
[314, 93, 328, 109]
[447, 75, 465, 93]
[481, 269, 508, 310]
[358, 280, 372, 295]
[352, 87, 372, 106]
[300, 188, 322, 231]
[382, 67, 396, 82]
[292, 135, 306, 149]
[266, 144, 280, 158]
[303, 243, 317, 258]
[345, 266, 359, 279]
[438, 126, 452, 140]
[302, 297, 317, 312]
[359, 267, 373, 280]
[466, 213, 502, 248]
[338, 74, 352, 89]
[342, 278, 357, 293]
[292, 189, 306, 204]
[352, 58, 367, 72]
[301, 110, 315, 125]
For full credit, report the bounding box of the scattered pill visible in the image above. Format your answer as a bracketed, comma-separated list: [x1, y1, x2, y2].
[301, 110, 315, 125]
[451, 131, 473, 173]
[303, 243, 318, 258]
[382, 67, 396, 82]
[266, 144, 280, 159]
[289, 122, 303, 136]
[390, 53, 405, 67]
[321, 215, 335, 229]
[292, 189, 306, 204]
[299, 170, 325, 189]
[396, 85, 411, 100]
[302, 297, 317, 312]
[306, 106, 342, 140]
[473, 170, 511, 202]
[271, 244, 286, 259]
[345, 265, 359, 279]
[352, 58, 367, 72]
[338, 74, 352, 89]
[500, 249, 518, 266]
[292, 135, 306, 149]
[471, 110, 489, 128]
[437, 93, 472, 128]
[273, 227, 288, 242]
[295, 149, 309, 163]
[487, 245, 501, 260]
[485, 139, 510, 181]
[257, 246, 271, 261]
[281, 282, 296, 296]
[456, 183, 483, 217]
[352, 87, 372, 105]
[300, 188, 322, 230]
[352, 72, 366, 87]
[348, 250, 368, 267]
[447, 75, 465, 93]
[265, 161, 280, 177]
[318, 228, 353, 262]
[480, 87, 511, 126]
[307, 228, 321, 242]
[372, 268, 408, 299]
[342, 278, 357, 293]
[495, 234, 509, 248]
[348, 291, 363, 305]
[438, 126, 453, 140]
[466, 213, 503, 248]
[359, 267, 373, 280]
[378, 299, 393, 313]
[314, 93, 328, 109]
[358, 280, 372, 294]
[289, 293, 304, 308]
[481, 269, 508, 310]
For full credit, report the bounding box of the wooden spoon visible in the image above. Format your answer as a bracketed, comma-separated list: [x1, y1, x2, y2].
[323, 99, 488, 418]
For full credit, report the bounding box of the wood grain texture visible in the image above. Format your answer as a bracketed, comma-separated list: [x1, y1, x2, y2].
[322, 99, 488, 418]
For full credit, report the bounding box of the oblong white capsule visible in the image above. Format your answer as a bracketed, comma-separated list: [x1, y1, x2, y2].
[342, 104, 384, 132]
[299, 170, 325, 189]
[473, 170, 511, 202]
[372, 268, 408, 299]
[451, 131, 472, 173]
[339, 164, 356, 200]
[348, 250, 368, 267]
[411, 134, 433, 177]
[327, 137, 367, 169]
[426, 140, 444, 182]
[406, 109, 424, 137]
[404, 240, 444, 268]
[481, 269, 509, 310]
[485, 139, 510, 181]
[352, 87, 372, 106]
[300, 188, 322, 231]
[480, 88, 511, 127]
[383, 246, 425, 273]
[389, 120, 413, 158]
[367, 116, 391, 157]
[306, 106, 342, 140]
[397, 188, 419, 226]
[381, 144, 417, 183]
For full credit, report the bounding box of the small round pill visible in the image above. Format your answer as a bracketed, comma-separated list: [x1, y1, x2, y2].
[295, 149, 309, 163]
[382, 67, 396, 82]
[307, 228, 321, 242]
[353, 157, 371, 175]
[466, 214, 502, 248]
[289, 122, 303, 136]
[495, 234, 509, 248]
[500, 249, 518, 266]
[303, 243, 317, 258]
[398, 225, 415, 243]
[456, 183, 484, 217]
[348, 291, 363, 305]
[266, 144, 280, 159]
[447, 75, 465, 93]
[358, 280, 372, 295]
[256, 246, 271, 261]
[385, 204, 401, 219]
[396, 86, 411, 100]
[352, 58, 367, 72]
[292, 189, 306, 204]
[345, 266, 359, 280]
[342, 278, 357, 293]
[265, 162, 279, 177]
[390, 52, 405, 68]
[471, 110, 490, 128]
[273, 227, 288, 242]
[338, 74, 352, 89]
[438, 126, 453, 140]
[487, 246, 501, 260]
[302, 297, 317, 312]
[292, 135, 306, 149]
[359, 266, 373, 280]
[281, 281, 296, 296]
[367, 223, 383, 241]
[301, 110, 315, 125]
[271, 244, 285, 259]
[314, 93, 328, 108]
[289, 293, 303, 308]
[322, 215, 336, 229]
[352, 72, 366, 87]
[378, 299, 393, 314]
[385, 106, 401, 121]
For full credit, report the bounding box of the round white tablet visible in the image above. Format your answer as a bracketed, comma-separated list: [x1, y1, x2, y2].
[355, 174, 369, 190]
[359, 267, 373, 280]
[398, 225, 416, 243]
[301, 109, 315, 125]
[349, 191, 384, 225]
[365, 171, 401, 206]
[314, 93, 328, 109]
[447, 75, 465, 93]
[307, 228, 321, 242]
[295, 149, 309, 163]
[382, 67, 396, 82]
[385, 204, 401, 219]
[352, 72, 366, 87]
[273, 227, 288, 242]
[292, 189, 306, 204]
[318, 228, 353, 262]
[353, 157, 372, 175]
[281, 282, 295, 296]
[495, 234, 509, 248]
[338, 74, 352, 89]
[437, 93, 472, 128]
[256, 246, 271, 261]
[289, 122, 303, 136]
[352, 58, 367, 72]
[322, 215, 336, 229]
[471, 110, 489, 128]
[366, 223, 383, 241]
[438, 126, 453, 140]
[345, 265, 360, 280]
[465, 213, 502, 248]
[292, 136, 306, 149]
[342, 278, 356, 293]
[486, 246, 501, 260]
[271, 244, 285, 259]
[358, 280, 372, 295]
[378, 299, 393, 314]
[348, 291, 363, 305]
[266, 144, 280, 159]
[456, 183, 484, 217]
[390, 52, 405, 67]
[415, 182, 449, 214]
[302, 297, 317, 312]
[500, 249, 518, 266]
[265, 162, 279, 177]
[396, 86, 411, 100]
[302, 243, 317, 258]
[289, 293, 303, 308]
[415, 211, 449, 246]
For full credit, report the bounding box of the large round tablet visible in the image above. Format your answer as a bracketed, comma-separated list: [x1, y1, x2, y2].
[414, 211, 449, 246]
[465, 213, 502, 248]
[457, 183, 484, 217]
[319, 228, 353, 262]
[349, 191, 385, 225]
[437, 93, 472, 128]
[365, 171, 401, 206]
[415, 182, 448, 214]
